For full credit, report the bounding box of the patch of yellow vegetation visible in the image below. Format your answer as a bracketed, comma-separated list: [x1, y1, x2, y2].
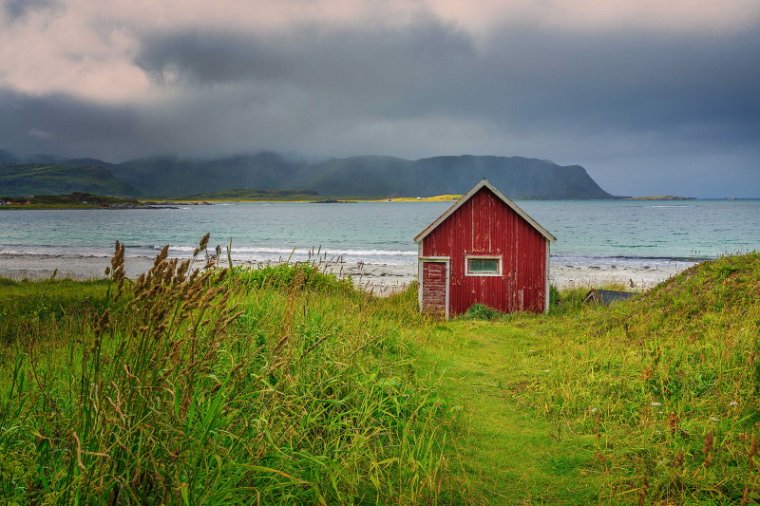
[375, 194, 461, 202]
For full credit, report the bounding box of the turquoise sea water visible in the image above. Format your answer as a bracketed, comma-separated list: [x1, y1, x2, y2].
[1, 200, 758, 268]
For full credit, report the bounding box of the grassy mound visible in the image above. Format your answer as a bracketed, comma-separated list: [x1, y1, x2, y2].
[413, 254, 757, 504]
[0, 242, 458, 504]
[626, 252, 758, 329]
[521, 253, 759, 503]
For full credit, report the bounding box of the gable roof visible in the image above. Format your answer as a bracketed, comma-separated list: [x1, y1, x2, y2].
[414, 179, 557, 243]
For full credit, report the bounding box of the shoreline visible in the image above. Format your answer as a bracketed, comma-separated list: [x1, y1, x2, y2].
[0, 195, 460, 210]
[0, 252, 698, 295]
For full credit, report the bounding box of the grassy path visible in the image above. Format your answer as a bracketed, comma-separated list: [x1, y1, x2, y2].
[416, 320, 603, 505]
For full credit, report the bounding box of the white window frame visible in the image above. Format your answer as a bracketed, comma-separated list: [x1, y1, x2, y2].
[465, 255, 502, 277]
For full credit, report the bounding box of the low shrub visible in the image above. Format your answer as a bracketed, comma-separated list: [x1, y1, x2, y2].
[462, 303, 502, 321]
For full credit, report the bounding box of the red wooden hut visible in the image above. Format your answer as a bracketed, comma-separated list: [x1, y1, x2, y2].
[415, 179, 556, 318]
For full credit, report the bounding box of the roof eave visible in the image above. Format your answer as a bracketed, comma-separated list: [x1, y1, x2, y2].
[413, 179, 556, 244]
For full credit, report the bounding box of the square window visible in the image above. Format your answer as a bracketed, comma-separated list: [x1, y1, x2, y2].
[467, 258, 500, 275]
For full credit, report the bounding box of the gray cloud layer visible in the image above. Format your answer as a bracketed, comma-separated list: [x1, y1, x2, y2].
[1, 6, 759, 196]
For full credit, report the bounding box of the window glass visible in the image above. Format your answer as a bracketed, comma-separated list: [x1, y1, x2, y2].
[468, 258, 499, 274]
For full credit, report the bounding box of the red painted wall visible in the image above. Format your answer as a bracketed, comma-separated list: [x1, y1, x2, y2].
[421, 187, 547, 315]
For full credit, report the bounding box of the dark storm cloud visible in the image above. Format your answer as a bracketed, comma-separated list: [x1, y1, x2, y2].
[1, 13, 759, 195]
[0, 89, 143, 160]
[135, 31, 294, 85]
[134, 21, 475, 105]
[133, 21, 760, 143]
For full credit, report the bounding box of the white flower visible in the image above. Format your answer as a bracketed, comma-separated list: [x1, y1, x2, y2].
[710, 416, 720, 423]
[590, 407, 599, 413]
[729, 401, 738, 407]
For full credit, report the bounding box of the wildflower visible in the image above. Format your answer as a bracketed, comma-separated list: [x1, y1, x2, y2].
[709, 416, 720, 423]
[590, 407, 599, 413]
[729, 400, 738, 407]
[650, 401, 662, 407]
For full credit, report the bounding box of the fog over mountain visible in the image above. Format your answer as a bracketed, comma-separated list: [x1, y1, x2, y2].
[1, 1, 759, 197]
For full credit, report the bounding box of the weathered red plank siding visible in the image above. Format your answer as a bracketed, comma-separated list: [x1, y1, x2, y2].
[421, 261, 447, 318]
[421, 188, 547, 316]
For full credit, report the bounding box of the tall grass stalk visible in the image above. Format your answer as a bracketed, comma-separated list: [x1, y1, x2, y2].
[0, 236, 458, 504]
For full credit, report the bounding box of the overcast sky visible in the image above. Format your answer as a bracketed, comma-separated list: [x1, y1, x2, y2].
[1, 0, 759, 197]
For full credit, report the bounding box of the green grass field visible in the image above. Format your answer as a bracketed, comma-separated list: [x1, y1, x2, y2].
[417, 254, 759, 504]
[1, 243, 757, 504]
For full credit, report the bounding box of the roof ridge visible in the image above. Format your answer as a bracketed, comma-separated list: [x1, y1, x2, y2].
[413, 179, 556, 243]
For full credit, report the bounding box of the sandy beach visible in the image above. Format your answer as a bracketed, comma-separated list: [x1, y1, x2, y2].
[0, 252, 697, 295]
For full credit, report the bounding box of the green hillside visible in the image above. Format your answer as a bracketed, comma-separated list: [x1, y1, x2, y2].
[0, 150, 614, 199]
[305, 155, 612, 199]
[115, 153, 305, 198]
[0, 164, 138, 197]
[117, 154, 613, 199]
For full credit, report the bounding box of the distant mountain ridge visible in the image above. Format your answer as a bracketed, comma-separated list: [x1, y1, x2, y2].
[0, 150, 614, 199]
